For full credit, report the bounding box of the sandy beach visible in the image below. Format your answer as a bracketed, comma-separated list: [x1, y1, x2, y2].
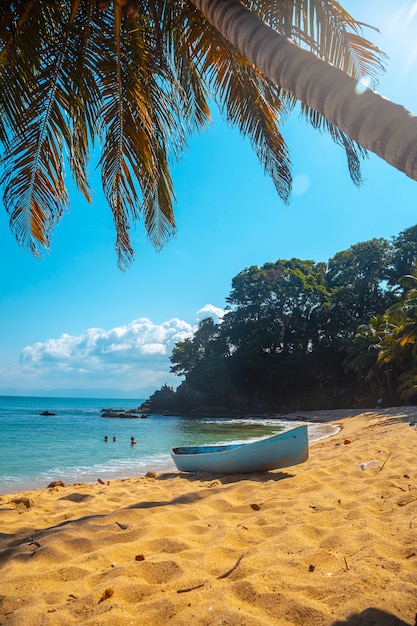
[1, 407, 416, 625]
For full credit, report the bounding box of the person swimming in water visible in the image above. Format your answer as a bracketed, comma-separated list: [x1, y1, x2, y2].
[130, 436, 137, 445]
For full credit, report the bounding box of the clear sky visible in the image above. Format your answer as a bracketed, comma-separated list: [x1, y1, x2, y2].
[1, 1, 417, 399]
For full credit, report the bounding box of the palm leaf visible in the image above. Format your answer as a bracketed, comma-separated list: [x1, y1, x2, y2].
[175, 3, 293, 202]
[96, 3, 182, 267]
[1, 2, 77, 254]
[245, 0, 386, 84]
[244, 0, 386, 185]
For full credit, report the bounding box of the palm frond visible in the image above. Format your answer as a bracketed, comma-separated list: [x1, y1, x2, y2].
[0, 0, 45, 145]
[96, 3, 180, 267]
[299, 105, 368, 185]
[218, 66, 292, 202]
[397, 368, 417, 401]
[245, 0, 386, 85]
[163, 2, 212, 137]
[62, 0, 102, 202]
[177, 4, 293, 202]
[240, 0, 388, 185]
[1, 1, 77, 254]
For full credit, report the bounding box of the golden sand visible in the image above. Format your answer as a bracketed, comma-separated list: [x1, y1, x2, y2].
[1, 408, 416, 625]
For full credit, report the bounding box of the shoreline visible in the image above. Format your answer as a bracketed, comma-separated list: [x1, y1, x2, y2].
[0, 415, 339, 496]
[1, 407, 417, 625]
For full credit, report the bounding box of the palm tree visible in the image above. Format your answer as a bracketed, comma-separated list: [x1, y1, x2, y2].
[378, 274, 417, 401]
[345, 314, 395, 400]
[0, 1, 412, 267]
[194, 0, 417, 180]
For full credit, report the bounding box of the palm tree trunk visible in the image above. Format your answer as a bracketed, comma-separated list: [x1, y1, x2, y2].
[191, 0, 417, 181]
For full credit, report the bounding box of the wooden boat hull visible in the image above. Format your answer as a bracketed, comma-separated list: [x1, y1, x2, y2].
[170, 425, 308, 474]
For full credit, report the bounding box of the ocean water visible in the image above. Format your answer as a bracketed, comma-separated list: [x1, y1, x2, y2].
[0, 396, 338, 494]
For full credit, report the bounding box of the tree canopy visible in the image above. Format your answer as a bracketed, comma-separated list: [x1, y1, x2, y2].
[167, 225, 417, 413]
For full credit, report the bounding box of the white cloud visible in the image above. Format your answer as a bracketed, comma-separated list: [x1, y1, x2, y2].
[21, 317, 195, 370]
[6, 309, 221, 396]
[196, 304, 224, 324]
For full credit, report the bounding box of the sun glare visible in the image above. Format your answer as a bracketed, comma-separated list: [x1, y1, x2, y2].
[292, 173, 310, 196]
[402, 3, 417, 75]
[382, 3, 417, 87]
[409, 1, 417, 19]
[355, 77, 371, 96]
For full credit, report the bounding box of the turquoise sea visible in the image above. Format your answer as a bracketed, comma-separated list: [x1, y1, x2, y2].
[0, 396, 337, 494]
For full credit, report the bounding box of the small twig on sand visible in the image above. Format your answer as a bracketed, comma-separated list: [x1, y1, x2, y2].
[176, 555, 244, 593]
[217, 555, 244, 580]
[379, 453, 391, 472]
[344, 556, 349, 571]
[177, 581, 207, 594]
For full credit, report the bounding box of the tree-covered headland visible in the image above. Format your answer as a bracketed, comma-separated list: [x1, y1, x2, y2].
[146, 225, 417, 415]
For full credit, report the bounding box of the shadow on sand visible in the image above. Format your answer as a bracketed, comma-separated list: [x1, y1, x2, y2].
[332, 607, 415, 626]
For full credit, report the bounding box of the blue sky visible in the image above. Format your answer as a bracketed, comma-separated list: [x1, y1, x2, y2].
[1, 1, 417, 398]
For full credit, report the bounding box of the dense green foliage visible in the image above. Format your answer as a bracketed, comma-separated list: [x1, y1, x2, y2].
[169, 225, 417, 412]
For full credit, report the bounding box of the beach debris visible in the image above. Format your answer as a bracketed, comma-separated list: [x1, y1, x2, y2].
[359, 460, 379, 471]
[409, 420, 417, 427]
[135, 554, 145, 561]
[378, 453, 391, 472]
[217, 555, 244, 579]
[98, 587, 114, 603]
[344, 439, 352, 445]
[177, 555, 244, 593]
[344, 556, 349, 571]
[97, 478, 105, 485]
[250, 503, 261, 511]
[145, 471, 157, 478]
[115, 521, 129, 530]
[177, 581, 207, 594]
[47, 481, 65, 488]
[308, 565, 315, 572]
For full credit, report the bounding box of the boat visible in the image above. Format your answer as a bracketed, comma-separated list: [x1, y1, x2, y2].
[170, 425, 308, 474]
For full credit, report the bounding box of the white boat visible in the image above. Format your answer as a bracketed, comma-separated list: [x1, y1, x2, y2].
[170, 425, 308, 474]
